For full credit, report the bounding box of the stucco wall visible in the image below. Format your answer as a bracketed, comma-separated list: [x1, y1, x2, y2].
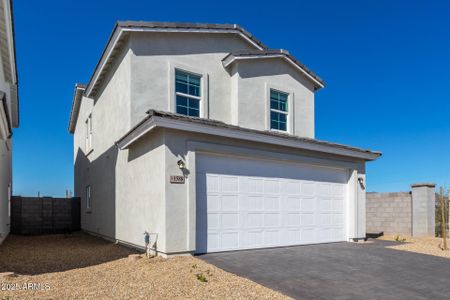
[366, 192, 412, 236]
[232, 59, 315, 138]
[128, 32, 315, 138]
[129, 32, 254, 127]
[0, 38, 12, 245]
[74, 41, 132, 239]
[0, 139, 11, 244]
[115, 129, 166, 251]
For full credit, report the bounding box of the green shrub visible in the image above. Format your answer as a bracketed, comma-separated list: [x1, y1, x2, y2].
[196, 273, 208, 282]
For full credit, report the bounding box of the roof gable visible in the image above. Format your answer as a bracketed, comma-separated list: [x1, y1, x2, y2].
[222, 50, 324, 90]
[85, 21, 268, 98]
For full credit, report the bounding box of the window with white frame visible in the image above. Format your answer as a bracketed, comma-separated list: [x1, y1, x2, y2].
[86, 185, 91, 210]
[85, 114, 93, 152]
[175, 70, 201, 117]
[270, 89, 289, 131]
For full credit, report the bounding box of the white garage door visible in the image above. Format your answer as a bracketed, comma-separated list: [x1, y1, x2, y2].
[196, 154, 349, 253]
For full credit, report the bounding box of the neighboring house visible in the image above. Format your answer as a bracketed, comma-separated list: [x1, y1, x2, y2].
[0, 0, 18, 245]
[69, 21, 381, 256]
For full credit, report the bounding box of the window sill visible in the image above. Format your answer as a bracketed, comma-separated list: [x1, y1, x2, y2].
[269, 128, 290, 135]
[86, 149, 94, 157]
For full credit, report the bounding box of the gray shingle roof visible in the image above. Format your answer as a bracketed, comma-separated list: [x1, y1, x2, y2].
[116, 109, 381, 160]
[117, 21, 268, 50]
[222, 49, 324, 88]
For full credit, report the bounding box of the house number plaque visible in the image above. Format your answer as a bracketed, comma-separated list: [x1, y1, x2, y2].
[170, 175, 185, 184]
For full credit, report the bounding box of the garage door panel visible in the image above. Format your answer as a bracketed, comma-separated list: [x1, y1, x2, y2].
[221, 213, 240, 229]
[332, 213, 344, 225]
[247, 230, 264, 246]
[247, 213, 264, 228]
[196, 154, 348, 253]
[246, 195, 264, 210]
[286, 230, 302, 244]
[285, 181, 302, 195]
[206, 175, 220, 192]
[301, 197, 315, 211]
[221, 232, 240, 249]
[247, 178, 265, 193]
[302, 213, 315, 226]
[264, 230, 280, 246]
[207, 213, 220, 228]
[208, 233, 220, 250]
[301, 228, 316, 243]
[320, 198, 333, 211]
[287, 213, 301, 226]
[285, 196, 301, 210]
[221, 195, 239, 211]
[264, 179, 280, 194]
[264, 213, 280, 227]
[264, 196, 280, 211]
[207, 194, 220, 211]
[302, 182, 316, 196]
[221, 176, 239, 192]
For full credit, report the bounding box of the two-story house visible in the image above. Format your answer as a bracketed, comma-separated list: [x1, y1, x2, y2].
[69, 22, 381, 256]
[0, 0, 18, 245]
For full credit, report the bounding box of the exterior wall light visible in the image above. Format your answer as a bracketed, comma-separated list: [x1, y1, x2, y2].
[177, 159, 186, 170]
[358, 177, 365, 190]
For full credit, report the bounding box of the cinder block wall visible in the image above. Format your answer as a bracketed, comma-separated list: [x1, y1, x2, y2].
[11, 196, 81, 235]
[366, 192, 412, 235]
[366, 183, 436, 237]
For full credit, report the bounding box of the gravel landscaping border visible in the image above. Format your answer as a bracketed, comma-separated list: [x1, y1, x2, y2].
[0, 233, 290, 299]
[379, 235, 450, 258]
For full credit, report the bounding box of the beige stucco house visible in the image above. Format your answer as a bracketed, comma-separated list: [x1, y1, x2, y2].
[0, 0, 18, 245]
[69, 21, 381, 256]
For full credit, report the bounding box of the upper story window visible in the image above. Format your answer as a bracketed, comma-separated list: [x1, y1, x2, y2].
[270, 89, 289, 131]
[85, 114, 93, 152]
[175, 70, 201, 117]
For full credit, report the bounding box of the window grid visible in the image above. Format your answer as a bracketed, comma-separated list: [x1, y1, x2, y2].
[270, 90, 289, 131]
[175, 70, 201, 117]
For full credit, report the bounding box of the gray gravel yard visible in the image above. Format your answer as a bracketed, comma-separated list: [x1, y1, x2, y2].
[0, 233, 289, 299]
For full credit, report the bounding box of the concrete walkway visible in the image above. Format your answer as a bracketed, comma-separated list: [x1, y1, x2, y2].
[200, 240, 450, 299]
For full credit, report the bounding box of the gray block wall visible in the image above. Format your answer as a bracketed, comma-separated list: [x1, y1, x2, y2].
[367, 192, 412, 235]
[11, 196, 81, 235]
[366, 183, 436, 237]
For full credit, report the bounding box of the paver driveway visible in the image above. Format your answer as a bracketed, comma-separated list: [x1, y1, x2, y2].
[200, 239, 450, 299]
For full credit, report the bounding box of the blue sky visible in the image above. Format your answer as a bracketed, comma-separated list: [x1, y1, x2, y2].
[12, 0, 450, 196]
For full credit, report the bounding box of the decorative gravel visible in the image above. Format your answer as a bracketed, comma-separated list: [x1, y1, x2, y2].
[0, 233, 289, 299]
[379, 235, 450, 258]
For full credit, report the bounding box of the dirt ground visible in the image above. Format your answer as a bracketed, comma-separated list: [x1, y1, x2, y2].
[379, 235, 450, 258]
[0, 233, 289, 299]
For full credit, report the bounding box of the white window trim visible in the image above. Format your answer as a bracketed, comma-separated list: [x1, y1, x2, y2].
[168, 62, 209, 118]
[265, 83, 294, 134]
[86, 185, 92, 212]
[85, 114, 93, 154]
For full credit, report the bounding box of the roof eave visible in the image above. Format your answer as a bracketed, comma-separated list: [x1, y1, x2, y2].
[116, 112, 381, 161]
[68, 84, 86, 134]
[222, 51, 325, 90]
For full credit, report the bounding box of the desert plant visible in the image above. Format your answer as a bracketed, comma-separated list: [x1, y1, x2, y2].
[196, 273, 208, 282]
[440, 187, 448, 250]
[394, 235, 406, 242]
